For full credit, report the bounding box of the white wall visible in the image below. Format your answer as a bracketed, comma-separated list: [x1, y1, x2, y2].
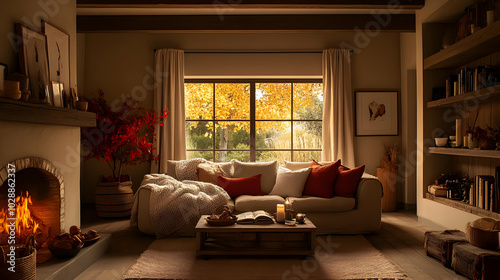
[79, 31, 407, 203]
[0, 0, 80, 230]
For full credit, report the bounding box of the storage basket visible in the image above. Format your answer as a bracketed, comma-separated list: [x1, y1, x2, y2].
[0, 235, 36, 280]
[465, 218, 500, 250]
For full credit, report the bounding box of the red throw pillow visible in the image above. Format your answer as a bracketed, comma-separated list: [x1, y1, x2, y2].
[333, 165, 365, 198]
[302, 159, 341, 198]
[217, 174, 263, 199]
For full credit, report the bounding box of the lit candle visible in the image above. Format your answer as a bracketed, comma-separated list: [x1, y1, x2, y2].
[284, 198, 293, 220]
[276, 204, 285, 223]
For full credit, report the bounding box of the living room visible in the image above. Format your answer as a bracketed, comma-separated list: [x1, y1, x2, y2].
[1, 0, 499, 279]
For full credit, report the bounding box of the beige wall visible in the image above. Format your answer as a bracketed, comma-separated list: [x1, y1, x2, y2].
[79, 31, 406, 203]
[0, 0, 80, 230]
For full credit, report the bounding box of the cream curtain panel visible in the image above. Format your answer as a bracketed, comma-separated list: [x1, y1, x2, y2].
[151, 48, 186, 173]
[321, 48, 356, 168]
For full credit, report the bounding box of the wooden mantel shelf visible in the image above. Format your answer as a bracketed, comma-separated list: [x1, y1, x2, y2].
[0, 98, 96, 127]
[425, 193, 500, 220]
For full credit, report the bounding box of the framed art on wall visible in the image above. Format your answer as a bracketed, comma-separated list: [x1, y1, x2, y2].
[43, 22, 70, 96]
[16, 24, 50, 103]
[355, 91, 399, 136]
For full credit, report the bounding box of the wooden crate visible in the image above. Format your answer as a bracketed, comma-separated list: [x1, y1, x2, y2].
[424, 230, 466, 267]
[452, 242, 500, 280]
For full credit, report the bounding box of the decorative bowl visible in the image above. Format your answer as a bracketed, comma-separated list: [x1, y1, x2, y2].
[435, 138, 448, 147]
[76, 100, 88, 111]
[83, 235, 101, 247]
[49, 242, 83, 258]
[205, 216, 237, 226]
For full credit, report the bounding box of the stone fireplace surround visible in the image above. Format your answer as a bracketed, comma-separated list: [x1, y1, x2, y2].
[0, 121, 81, 232]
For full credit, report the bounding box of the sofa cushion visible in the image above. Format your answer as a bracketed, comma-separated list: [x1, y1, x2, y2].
[269, 167, 311, 198]
[217, 174, 263, 199]
[232, 160, 278, 194]
[284, 160, 332, 171]
[234, 195, 285, 213]
[302, 160, 341, 198]
[197, 162, 226, 185]
[166, 160, 179, 179]
[334, 165, 366, 198]
[289, 196, 355, 213]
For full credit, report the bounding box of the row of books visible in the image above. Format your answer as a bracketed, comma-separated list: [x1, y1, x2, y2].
[445, 66, 500, 97]
[470, 175, 499, 212]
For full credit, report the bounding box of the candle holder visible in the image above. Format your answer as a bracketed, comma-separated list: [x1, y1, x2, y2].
[284, 197, 294, 221]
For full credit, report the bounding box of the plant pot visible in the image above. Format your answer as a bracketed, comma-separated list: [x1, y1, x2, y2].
[95, 180, 133, 218]
[478, 138, 497, 150]
[376, 168, 398, 212]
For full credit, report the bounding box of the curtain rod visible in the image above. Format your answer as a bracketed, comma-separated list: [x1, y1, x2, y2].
[153, 49, 354, 54]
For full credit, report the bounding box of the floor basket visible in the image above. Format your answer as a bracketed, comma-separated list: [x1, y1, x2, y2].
[0, 235, 36, 280]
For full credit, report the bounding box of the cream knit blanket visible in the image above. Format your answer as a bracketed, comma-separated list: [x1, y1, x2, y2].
[131, 174, 230, 238]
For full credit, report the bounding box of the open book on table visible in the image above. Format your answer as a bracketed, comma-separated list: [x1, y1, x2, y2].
[236, 210, 274, 225]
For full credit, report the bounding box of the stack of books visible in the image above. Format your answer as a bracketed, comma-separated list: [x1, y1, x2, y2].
[471, 173, 499, 212]
[445, 66, 500, 97]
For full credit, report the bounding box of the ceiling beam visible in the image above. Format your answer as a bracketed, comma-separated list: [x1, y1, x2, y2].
[77, 14, 416, 33]
[77, 0, 425, 9]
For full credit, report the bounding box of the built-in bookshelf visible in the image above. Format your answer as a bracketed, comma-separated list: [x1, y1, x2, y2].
[421, 1, 500, 221]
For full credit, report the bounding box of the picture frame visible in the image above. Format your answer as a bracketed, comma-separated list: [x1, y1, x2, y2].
[355, 91, 399, 136]
[16, 24, 50, 103]
[43, 22, 70, 97]
[51, 81, 64, 107]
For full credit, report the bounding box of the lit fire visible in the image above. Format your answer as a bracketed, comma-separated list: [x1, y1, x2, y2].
[0, 191, 45, 245]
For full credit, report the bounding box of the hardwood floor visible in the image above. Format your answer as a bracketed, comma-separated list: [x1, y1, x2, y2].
[75, 209, 467, 279]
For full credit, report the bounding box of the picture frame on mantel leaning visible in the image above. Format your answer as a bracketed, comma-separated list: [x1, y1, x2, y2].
[355, 91, 399, 136]
[16, 23, 50, 104]
[43, 21, 70, 101]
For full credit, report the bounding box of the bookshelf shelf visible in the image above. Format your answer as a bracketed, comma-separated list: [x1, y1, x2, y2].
[425, 193, 500, 220]
[427, 85, 500, 108]
[424, 20, 500, 70]
[428, 147, 500, 159]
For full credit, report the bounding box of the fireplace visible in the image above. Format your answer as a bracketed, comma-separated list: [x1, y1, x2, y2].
[0, 157, 64, 262]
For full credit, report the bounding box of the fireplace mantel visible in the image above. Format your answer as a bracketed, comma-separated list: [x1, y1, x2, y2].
[0, 99, 96, 127]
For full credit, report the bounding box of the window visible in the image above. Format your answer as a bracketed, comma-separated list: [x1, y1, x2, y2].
[185, 80, 323, 164]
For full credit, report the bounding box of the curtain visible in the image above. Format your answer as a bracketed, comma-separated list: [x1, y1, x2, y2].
[151, 48, 186, 173]
[321, 48, 356, 168]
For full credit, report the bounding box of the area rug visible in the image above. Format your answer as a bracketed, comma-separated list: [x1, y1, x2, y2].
[123, 235, 408, 280]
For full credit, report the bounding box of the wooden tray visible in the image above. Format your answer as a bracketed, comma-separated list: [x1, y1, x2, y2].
[205, 216, 237, 226]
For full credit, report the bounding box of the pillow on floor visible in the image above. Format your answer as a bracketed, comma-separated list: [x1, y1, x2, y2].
[217, 174, 263, 199]
[302, 159, 341, 198]
[197, 162, 226, 185]
[232, 160, 278, 194]
[333, 165, 366, 198]
[269, 167, 312, 198]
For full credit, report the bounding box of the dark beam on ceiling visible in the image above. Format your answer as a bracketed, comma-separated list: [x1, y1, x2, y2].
[77, 14, 416, 32]
[77, 0, 425, 9]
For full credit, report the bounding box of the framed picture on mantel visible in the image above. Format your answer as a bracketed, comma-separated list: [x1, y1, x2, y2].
[43, 22, 70, 98]
[355, 91, 399, 136]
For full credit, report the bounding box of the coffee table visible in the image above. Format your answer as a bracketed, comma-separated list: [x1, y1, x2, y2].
[195, 215, 316, 256]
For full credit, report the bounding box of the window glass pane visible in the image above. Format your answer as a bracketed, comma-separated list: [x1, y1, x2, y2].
[293, 121, 322, 149]
[293, 83, 323, 120]
[215, 83, 250, 120]
[215, 121, 250, 150]
[216, 151, 250, 162]
[186, 120, 213, 150]
[256, 151, 290, 165]
[187, 151, 213, 161]
[293, 151, 321, 162]
[256, 121, 291, 149]
[256, 83, 291, 120]
[185, 83, 213, 120]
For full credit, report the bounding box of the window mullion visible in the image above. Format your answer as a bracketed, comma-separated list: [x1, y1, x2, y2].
[250, 83, 256, 162]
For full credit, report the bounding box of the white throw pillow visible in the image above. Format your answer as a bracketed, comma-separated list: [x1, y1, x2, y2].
[232, 160, 278, 194]
[269, 167, 311, 198]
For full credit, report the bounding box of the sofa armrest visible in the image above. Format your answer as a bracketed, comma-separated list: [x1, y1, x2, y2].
[356, 177, 383, 206]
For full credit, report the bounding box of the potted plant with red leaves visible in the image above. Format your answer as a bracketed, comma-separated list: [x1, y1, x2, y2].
[81, 90, 168, 217]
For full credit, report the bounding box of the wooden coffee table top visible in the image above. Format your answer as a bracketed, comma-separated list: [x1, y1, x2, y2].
[195, 215, 316, 233]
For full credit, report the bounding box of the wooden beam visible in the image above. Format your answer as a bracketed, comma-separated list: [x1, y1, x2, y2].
[77, 14, 416, 32]
[77, 0, 425, 9]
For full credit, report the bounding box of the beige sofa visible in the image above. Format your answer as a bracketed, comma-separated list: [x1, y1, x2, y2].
[135, 161, 383, 236]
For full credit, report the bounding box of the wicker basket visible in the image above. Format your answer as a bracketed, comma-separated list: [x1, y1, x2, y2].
[0, 235, 36, 280]
[465, 218, 500, 249]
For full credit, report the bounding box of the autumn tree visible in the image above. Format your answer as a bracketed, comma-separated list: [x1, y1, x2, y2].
[185, 82, 322, 162]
